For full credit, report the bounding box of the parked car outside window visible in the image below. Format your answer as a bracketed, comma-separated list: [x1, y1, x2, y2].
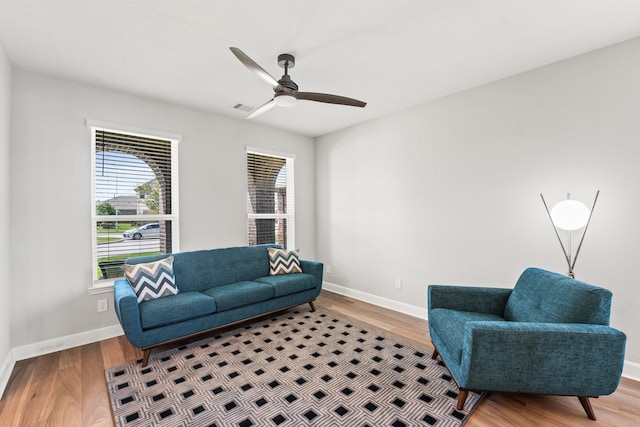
[123, 223, 160, 240]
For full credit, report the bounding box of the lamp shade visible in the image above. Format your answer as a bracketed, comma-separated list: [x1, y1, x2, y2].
[550, 200, 590, 230]
[274, 93, 297, 107]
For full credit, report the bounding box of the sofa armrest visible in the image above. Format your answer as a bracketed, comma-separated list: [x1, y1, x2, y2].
[300, 259, 324, 288]
[113, 279, 145, 347]
[460, 321, 626, 395]
[428, 285, 512, 316]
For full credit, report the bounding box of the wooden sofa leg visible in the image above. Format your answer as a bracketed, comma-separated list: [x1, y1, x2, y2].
[578, 396, 597, 421]
[457, 389, 469, 410]
[309, 301, 316, 312]
[141, 349, 151, 367]
[431, 348, 439, 360]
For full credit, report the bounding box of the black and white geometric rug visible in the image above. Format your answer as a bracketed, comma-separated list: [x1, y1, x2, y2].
[105, 309, 483, 426]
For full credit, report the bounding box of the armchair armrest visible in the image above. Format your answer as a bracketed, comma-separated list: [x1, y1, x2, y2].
[428, 285, 512, 316]
[113, 279, 145, 347]
[460, 321, 626, 396]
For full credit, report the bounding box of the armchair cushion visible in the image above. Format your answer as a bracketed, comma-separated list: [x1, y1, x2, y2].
[504, 268, 612, 324]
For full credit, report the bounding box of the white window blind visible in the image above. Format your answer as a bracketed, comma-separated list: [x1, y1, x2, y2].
[91, 127, 179, 282]
[247, 149, 295, 249]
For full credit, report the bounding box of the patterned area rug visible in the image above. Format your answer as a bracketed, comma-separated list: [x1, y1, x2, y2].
[105, 309, 482, 426]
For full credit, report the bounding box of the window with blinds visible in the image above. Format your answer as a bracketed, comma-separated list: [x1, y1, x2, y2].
[91, 126, 179, 282]
[247, 149, 295, 249]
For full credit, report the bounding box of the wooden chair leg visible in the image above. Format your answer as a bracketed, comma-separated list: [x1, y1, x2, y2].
[309, 301, 316, 312]
[431, 348, 439, 360]
[142, 349, 151, 367]
[457, 389, 469, 410]
[578, 396, 597, 421]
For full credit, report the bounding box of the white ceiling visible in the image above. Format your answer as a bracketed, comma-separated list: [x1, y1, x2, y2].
[2, 1, 640, 137]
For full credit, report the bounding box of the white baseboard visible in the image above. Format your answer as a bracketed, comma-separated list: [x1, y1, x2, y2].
[323, 281, 427, 320]
[323, 281, 640, 382]
[12, 324, 124, 361]
[0, 349, 16, 399]
[624, 360, 640, 382]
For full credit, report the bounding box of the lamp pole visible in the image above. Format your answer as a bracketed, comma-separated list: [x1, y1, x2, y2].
[540, 194, 574, 277]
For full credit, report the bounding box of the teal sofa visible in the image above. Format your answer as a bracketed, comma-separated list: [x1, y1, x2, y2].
[114, 244, 323, 366]
[428, 267, 626, 420]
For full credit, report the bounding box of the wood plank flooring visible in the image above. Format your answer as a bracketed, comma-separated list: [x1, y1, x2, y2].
[0, 290, 638, 426]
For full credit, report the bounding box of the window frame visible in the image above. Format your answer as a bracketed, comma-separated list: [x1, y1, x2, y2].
[87, 120, 180, 293]
[246, 146, 296, 250]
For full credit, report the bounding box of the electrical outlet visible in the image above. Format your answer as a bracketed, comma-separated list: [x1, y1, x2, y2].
[326, 264, 332, 274]
[395, 278, 402, 289]
[98, 299, 108, 313]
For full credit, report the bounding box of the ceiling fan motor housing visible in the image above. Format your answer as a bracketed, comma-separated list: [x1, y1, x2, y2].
[277, 75, 298, 92]
[277, 53, 295, 69]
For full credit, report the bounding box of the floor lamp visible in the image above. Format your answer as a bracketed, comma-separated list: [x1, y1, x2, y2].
[540, 191, 599, 278]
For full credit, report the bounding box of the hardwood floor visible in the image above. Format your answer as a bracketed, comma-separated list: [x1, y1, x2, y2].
[1, 290, 638, 426]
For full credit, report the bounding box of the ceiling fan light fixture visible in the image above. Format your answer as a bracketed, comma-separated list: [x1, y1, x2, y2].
[274, 93, 298, 107]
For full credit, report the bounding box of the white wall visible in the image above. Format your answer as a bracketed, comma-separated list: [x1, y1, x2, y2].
[0, 42, 13, 395]
[316, 37, 640, 371]
[9, 69, 315, 350]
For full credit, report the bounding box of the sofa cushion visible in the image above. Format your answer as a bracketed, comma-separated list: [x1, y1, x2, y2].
[254, 273, 317, 297]
[123, 256, 178, 303]
[124, 244, 282, 293]
[171, 250, 220, 292]
[202, 281, 274, 312]
[504, 268, 612, 325]
[208, 245, 281, 286]
[139, 291, 216, 329]
[268, 248, 302, 275]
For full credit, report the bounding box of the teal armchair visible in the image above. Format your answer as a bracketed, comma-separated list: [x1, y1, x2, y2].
[427, 267, 626, 420]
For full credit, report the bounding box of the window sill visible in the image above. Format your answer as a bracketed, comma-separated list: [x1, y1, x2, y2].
[88, 279, 117, 295]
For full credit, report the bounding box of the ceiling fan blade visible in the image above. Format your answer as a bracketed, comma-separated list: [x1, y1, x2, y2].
[230, 47, 279, 89]
[246, 99, 276, 119]
[297, 92, 366, 108]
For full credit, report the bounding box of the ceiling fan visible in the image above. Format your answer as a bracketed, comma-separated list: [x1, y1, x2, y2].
[230, 47, 367, 119]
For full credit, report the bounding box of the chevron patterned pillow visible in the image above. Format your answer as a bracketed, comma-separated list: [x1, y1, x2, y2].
[268, 248, 302, 275]
[123, 256, 178, 303]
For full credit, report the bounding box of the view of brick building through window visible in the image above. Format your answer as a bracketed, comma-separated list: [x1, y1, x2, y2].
[247, 151, 294, 249]
[92, 128, 178, 280]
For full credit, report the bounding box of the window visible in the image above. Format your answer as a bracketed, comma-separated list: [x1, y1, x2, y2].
[246, 148, 295, 249]
[89, 122, 179, 285]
